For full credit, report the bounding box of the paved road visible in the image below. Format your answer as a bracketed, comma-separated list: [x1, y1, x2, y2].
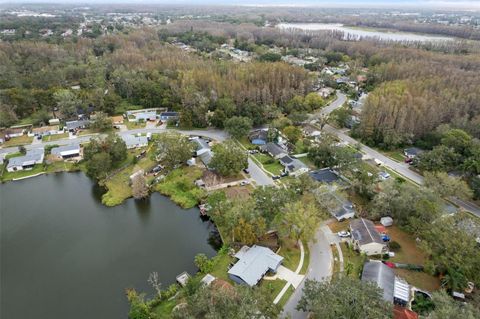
[282, 225, 332, 318]
[247, 158, 274, 186]
[314, 92, 480, 217]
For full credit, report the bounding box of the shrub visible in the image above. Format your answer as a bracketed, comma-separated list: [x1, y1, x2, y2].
[389, 241, 401, 251]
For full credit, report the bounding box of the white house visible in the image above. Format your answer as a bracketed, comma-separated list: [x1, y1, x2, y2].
[279, 155, 309, 177]
[122, 135, 148, 149]
[51, 144, 81, 159]
[349, 218, 387, 256]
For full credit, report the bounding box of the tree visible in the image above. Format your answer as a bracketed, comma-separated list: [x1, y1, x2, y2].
[126, 289, 151, 319]
[90, 112, 112, 132]
[283, 125, 302, 144]
[224, 116, 253, 139]
[259, 52, 282, 62]
[424, 172, 473, 200]
[304, 92, 324, 111]
[0, 103, 18, 127]
[132, 174, 149, 200]
[308, 134, 358, 171]
[194, 253, 213, 273]
[297, 278, 391, 319]
[276, 201, 320, 244]
[53, 89, 81, 119]
[172, 282, 279, 319]
[253, 186, 296, 224]
[210, 140, 248, 176]
[156, 132, 194, 169]
[429, 290, 480, 319]
[86, 152, 112, 181]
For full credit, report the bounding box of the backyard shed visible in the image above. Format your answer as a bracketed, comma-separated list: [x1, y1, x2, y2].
[381, 217, 394, 227]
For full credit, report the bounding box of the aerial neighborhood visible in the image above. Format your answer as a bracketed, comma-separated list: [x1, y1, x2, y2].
[1, 3, 480, 319]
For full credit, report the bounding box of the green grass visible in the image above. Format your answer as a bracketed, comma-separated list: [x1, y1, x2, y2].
[125, 121, 146, 130]
[151, 299, 176, 319]
[5, 152, 22, 160]
[0, 161, 79, 182]
[2, 135, 33, 147]
[253, 153, 284, 175]
[42, 133, 68, 142]
[209, 252, 234, 282]
[154, 166, 205, 209]
[278, 239, 302, 271]
[277, 285, 294, 308]
[341, 242, 366, 280]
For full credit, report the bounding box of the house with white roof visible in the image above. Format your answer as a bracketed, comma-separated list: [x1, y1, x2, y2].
[51, 144, 81, 159]
[228, 245, 284, 287]
[122, 135, 148, 149]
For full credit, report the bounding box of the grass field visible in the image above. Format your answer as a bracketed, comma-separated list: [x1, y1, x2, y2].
[2, 135, 33, 147]
[253, 153, 284, 175]
[42, 133, 69, 142]
[1, 161, 79, 182]
[154, 166, 205, 209]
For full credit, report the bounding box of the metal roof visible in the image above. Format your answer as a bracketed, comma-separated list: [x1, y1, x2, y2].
[6, 148, 44, 169]
[310, 168, 340, 183]
[121, 135, 148, 148]
[361, 261, 395, 303]
[51, 144, 80, 156]
[228, 245, 283, 287]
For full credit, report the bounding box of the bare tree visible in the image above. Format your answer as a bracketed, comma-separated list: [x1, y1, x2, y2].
[132, 174, 149, 200]
[148, 272, 162, 298]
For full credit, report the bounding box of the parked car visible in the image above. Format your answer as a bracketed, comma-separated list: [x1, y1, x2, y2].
[243, 168, 250, 174]
[381, 234, 391, 242]
[272, 175, 281, 180]
[378, 171, 391, 180]
[374, 158, 383, 166]
[240, 180, 250, 186]
[338, 231, 351, 238]
[280, 171, 289, 177]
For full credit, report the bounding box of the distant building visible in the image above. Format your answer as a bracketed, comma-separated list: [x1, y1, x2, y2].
[350, 218, 387, 256]
[125, 109, 160, 122]
[160, 112, 179, 121]
[6, 148, 44, 172]
[404, 147, 423, 159]
[309, 168, 340, 184]
[122, 135, 148, 149]
[228, 245, 283, 286]
[65, 120, 89, 132]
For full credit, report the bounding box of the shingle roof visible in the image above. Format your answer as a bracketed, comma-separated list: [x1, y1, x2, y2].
[51, 144, 80, 156]
[361, 261, 395, 302]
[350, 218, 384, 245]
[260, 142, 286, 157]
[122, 135, 148, 148]
[310, 168, 340, 183]
[7, 148, 44, 169]
[228, 245, 283, 287]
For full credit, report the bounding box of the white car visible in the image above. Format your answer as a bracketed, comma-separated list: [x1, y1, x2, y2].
[240, 180, 250, 186]
[374, 158, 384, 166]
[337, 231, 351, 238]
[378, 171, 391, 180]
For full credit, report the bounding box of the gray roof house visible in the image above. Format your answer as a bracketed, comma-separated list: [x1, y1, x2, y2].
[309, 168, 340, 183]
[333, 201, 356, 221]
[65, 120, 89, 131]
[404, 147, 423, 159]
[228, 245, 283, 287]
[362, 261, 411, 306]
[6, 148, 44, 172]
[350, 218, 387, 256]
[279, 155, 309, 177]
[51, 144, 80, 159]
[362, 261, 395, 302]
[199, 150, 213, 167]
[192, 138, 210, 156]
[122, 135, 148, 149]
[260, 142, 287, 159]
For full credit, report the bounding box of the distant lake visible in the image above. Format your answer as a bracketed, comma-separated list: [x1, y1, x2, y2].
[277, 23, 453, 42]
[0, 172, 218, 319]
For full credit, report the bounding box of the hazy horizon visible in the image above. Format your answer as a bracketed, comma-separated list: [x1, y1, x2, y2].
[0, 0, 479, 10]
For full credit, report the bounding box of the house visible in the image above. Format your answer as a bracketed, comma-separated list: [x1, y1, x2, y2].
[192, 138, 211, 156]
[317, 87, 334, 98]
[362, 261, 411, 306]
[249, 130, 268, 145]
[160, 112, 179, 121]
[126, 109, 158, 122]
[31, 125, 61, 136]
[393, 306, 418, 319]
[279, 155, 309, 177]
[65, 120, 89, 132]
[350, 218, 387, 256]
[6, 148, 45, 172]
[259, 142, 287, 159]
[309, 168, 340, 184]
[362, 261, 395, 302]
[199, 150, 213, 168]
[303, 125, 321, 138]
[333, 201, 356, 222]
[49, 118, 60, 125]
[122, 135, 148, 149]
[404, 147, 423, 159]
[51, 144, 81, 159]
[228, 245, 283, 287]
[2, 127, 25, 139]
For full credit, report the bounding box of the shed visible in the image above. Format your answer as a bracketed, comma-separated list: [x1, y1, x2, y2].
[381, 217, 393, 227]
[176, 272, 191, 287]
[200, 274, 216, 286]
[228, 245, 283, 287]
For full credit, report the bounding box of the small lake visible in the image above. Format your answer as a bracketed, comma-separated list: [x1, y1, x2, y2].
[0, 172, 218, 319]
[276, 23, 453, 42]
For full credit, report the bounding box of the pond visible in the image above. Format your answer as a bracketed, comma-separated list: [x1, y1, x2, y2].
[276, 23, 453, 42]
[0, 172, 218, 319]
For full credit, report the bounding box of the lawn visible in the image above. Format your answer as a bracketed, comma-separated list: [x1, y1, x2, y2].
[1, 164, 45, 182]
[237, 137, 257, 150]
[387, 226, 441, 291]
[125, 121, 146, 130]
[259, 278, 288, 303]
[209, 251, 234, 282]
[151, 299, 176, 319]
[102, 151, 156, 206]
[42, 133, 68, 142]
[297, 156, 316, 169]
[253, 153, 284, 175]
[154, 166, 205, 209]
[278, 238, 302, 271]
[2, 135, 33, 147]
[341, 242, 367, 279]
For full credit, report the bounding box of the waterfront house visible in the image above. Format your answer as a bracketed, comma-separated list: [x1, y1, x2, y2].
[6, 148, 44, 172]
[228, 245, 283, 287]
[51, 144, 81, 159]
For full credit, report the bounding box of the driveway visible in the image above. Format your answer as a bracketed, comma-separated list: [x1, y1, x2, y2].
[276, 266, 304, 289]
[282, 225, 332, 318]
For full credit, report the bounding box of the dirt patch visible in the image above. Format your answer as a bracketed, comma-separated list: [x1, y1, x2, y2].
[224, 186, 251, 200]
[202, 170, 243, 187]
[328, 219, 350, 233]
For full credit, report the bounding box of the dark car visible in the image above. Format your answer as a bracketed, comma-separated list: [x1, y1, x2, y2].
[272, 175, 281, 180]
[243, 168, 250, 174]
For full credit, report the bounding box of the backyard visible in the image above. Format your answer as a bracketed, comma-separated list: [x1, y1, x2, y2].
[252, 153, 284, 176]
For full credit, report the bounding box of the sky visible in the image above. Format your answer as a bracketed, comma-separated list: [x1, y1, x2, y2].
[1, 0, 480, 9]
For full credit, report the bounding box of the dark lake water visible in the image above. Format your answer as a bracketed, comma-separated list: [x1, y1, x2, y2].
[0, 172, 218, 319]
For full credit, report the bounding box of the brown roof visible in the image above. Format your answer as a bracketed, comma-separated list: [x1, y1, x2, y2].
[110, 116, 124, 123]
[393, 306, 418, 319]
